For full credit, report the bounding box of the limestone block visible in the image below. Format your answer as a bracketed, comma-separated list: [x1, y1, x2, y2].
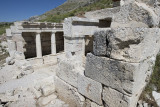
[85, 53, 155, 107]
[27, 58, 43, 66]
[56, 60, 80, 88]
[93, 29, 111, 56]
[41, 85, 55, 96]
[78, 73, 102, 105]
[7, 40, 16, 55]
[14, 52, 25, 60]
[64, 17, 99, 37]
[43, 55, 57, 64]
[112, 3, 159, 28]
[37, 94, 57, 106]
[34, 76, 55, 94]
[6, 29, 12, 37]
[85, 7, 120, 20]
[6, 57, 15, 65]
[85, 53, 139, 95]
[105, 28, 160, 63]
[65, 37, 83, 44]
[91, 102, 103, 107]
[15, 59, 32, 71]
[28, 87, 42, 99]
[65, 42, 82, 52]
[16, 41, 24, 53]
[12, 34, 23, 42]
[135, 0, 160, 7]
[102, 87, 129, 107]
[54, 76, 85, 107]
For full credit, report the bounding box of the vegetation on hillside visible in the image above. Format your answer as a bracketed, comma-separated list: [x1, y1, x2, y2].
[139, 54, 160, 107]
[39, 0, 112, 22]
[0, 22, 12, 35]
[0, 23, 11, 66]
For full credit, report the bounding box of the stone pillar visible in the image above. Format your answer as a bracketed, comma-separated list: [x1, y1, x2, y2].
[12, 33, 24, 53]
[51, 32, 56, 55]
[36, 32, 42, 58]
[7, 40, 16, 57]
[16, 41, 24, 53]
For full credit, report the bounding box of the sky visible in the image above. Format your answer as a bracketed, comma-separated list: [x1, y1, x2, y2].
[0, 0, 67, 22]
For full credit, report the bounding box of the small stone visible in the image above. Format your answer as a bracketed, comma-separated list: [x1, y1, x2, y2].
[37, 94, 57, 106]
[6, 57, 15, 65]
[41, 85, 55, 96]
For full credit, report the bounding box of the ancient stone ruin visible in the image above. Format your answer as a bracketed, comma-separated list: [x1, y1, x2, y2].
[1, 0, 160, 107]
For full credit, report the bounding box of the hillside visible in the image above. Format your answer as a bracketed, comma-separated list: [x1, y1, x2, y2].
[0, 22, 12, 67]
[30, 0, 112, 22]
[0, 22, 12, 36]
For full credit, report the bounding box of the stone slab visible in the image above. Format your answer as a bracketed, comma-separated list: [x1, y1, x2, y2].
[6, 29, 12, 37]
[27, 58, 43, 66]
[43, 55, 57, 64]
[16, 41, 24, 53]
[56, 60, 84, 88]
[102, 87, 129, 107]
[78, 73, 102, 105]
[54, 76, 85, 107]
[85, 53, 139, 95]
[93, 29, 111, 56]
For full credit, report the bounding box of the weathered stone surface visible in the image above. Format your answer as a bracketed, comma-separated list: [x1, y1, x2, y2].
[54, 76, 85, 107]
[152, 91, 160, 106]
[112, 3, 159, 28]
[102, 87, 129, 107]
[64, 17, 99, 37]
[6, 57, 15, 65]
[93, 29, 111, 56]
[15, 59, 33, 72]
[41, 84, 55, 96]
[16, 41, 24, 53]
[56, 59, 83, 88]
[28, 87, 42, 99]
[27, 58, 43, 66]
[14, 52, 25, 60]
[95, 28, 160, 63]
[37, 94, 57, 106]
[85, 53, 137, 95]
[91, 102, 103, 107]
[85, 48, 155, 107]
[78, 73, 102, 105]
[7, 40, 16, 56]
[85, 7, 120, 20]
[43, 55, 57, 64]
[34, 76, 55, 96]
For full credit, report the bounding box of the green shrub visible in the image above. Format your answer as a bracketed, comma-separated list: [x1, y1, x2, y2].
[0, 23, 12, 35]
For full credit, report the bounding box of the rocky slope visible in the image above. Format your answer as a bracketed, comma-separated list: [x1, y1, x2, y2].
[29, 0, 112, 22]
